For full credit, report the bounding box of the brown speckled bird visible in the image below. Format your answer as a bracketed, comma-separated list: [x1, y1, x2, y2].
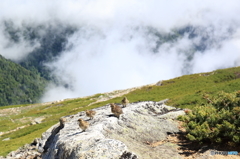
[110, 103, 123, 119]
[121, 96, 129, 108]
[59, 117, 67, 128]
[78, 118, 89, 132]
[85, 110, 96, 119]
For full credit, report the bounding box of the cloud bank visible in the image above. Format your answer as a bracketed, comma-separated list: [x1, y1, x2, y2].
[0, 0, 240, 102]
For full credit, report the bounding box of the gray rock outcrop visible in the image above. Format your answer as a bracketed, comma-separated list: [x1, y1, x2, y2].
[0, 140, 41, 159]
[39, 100, 185, 159]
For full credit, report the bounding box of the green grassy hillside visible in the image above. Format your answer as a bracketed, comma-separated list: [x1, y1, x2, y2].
[0, 55, 47, 106]
[0, 66, 240, 156]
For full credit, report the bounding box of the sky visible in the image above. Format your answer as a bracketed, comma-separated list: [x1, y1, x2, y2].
[0, 0, 240, 102]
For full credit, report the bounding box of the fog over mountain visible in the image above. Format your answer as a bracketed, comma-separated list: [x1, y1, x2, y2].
[0, 0, 240, 102]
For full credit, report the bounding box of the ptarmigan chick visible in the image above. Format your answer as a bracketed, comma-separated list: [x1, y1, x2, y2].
[78, 118, 89, 132]
[110, 103, 123, 119]
[121, 96, 129, 108]
[85, 110, 96, 120]
[59, 117, 67, 129]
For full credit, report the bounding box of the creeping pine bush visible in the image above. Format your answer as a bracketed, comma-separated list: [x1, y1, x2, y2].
[178, 91, 240, 145]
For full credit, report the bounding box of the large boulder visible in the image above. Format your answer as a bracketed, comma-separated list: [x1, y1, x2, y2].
[39, 100, 185, 159]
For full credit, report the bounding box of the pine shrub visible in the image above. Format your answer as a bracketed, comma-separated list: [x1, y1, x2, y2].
[178, 91, 240, 144]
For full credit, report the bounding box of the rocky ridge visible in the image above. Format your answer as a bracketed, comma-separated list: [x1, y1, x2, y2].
[38, 99, 185, 159]
[1, 99, 236, 159]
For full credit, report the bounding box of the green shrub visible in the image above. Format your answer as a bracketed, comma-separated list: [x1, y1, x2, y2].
[178, 91, 240, 144]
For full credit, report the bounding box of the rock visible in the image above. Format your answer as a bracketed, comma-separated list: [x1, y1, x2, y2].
[39, 100, 185, 159]
[156, 80, 163, 86]
[15, 154, 22, 158]
[30, 121, 37, 125]
[1, 142, 41, 159]
[34, 117, 45, 124]
[120, 151, 138, 159]
[2, 138, 10, 141]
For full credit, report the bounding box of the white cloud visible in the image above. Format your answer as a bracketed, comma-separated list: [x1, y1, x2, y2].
[0, 27, 40, 61]
[192, 38, 240, 73]
[0, 0, 240, 102]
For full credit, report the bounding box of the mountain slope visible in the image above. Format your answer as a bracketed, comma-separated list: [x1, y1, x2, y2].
[0, 55, 47, 106]
[0, 66, 240, 157]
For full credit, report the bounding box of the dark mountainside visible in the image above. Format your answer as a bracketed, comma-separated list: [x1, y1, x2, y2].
[0, 20, 237, 106]
[0, 54, 47, 106]
[0, 21, 76, 106]
[3, 21, 76, 81]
